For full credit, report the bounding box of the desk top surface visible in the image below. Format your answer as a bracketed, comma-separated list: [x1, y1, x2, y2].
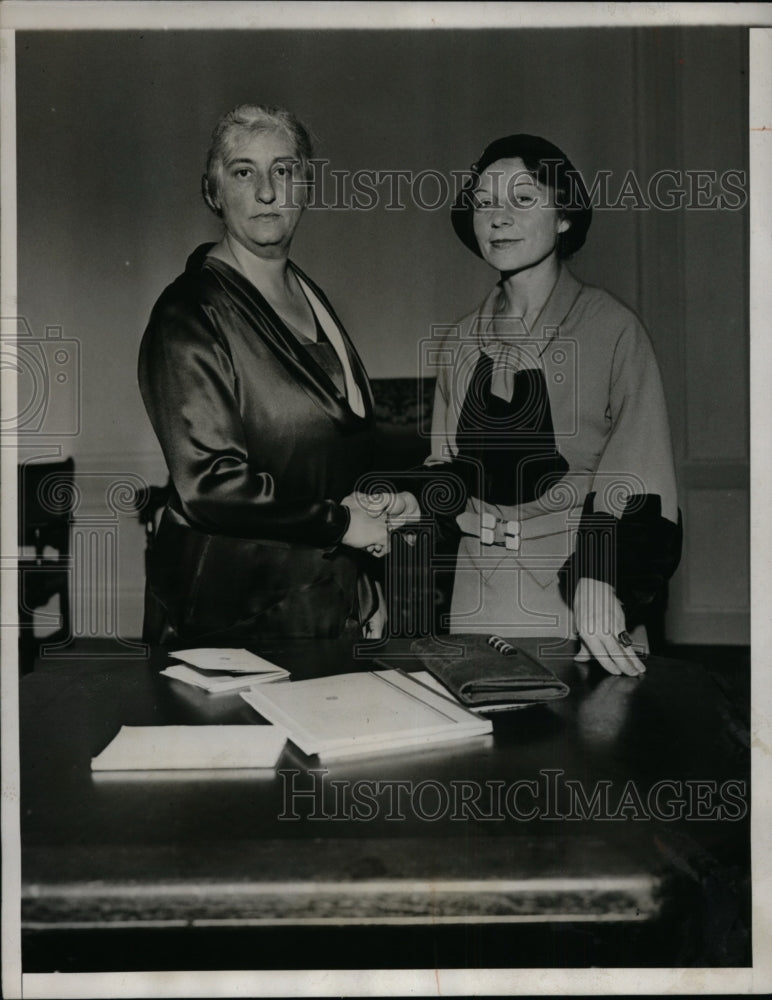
[19, 637, 750, 928]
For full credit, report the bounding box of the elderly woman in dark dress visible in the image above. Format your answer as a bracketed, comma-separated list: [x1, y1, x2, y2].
[139, 104, 417, 644]
[426, 134, 682, 675]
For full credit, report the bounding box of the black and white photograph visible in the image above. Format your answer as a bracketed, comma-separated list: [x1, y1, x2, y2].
[1, 3, 771, 997]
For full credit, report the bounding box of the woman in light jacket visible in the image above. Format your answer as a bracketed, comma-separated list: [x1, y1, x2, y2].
[427, 133, 681, 676]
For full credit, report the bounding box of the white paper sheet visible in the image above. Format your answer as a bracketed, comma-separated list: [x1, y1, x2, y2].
[160, 663, 288, 694]
[171, 648, 289, 676]
[90, 725, 286, 771]
[240, 670, 491, 758]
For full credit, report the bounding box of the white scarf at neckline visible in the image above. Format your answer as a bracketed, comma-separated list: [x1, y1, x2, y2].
[473, 274, 563, 402]
[213, 241, 367, 419]
[477, 308, 544, 404]
[294, 273, 366, 418]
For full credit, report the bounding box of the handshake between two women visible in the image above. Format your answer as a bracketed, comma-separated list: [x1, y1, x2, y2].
[340, 491, 421, 558]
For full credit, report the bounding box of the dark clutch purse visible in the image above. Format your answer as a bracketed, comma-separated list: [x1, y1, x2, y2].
[409, 634, 569, 711]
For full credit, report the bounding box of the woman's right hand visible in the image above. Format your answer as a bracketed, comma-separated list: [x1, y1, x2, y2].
[356, 490, 421, 528]
[340, 495, 390, 556]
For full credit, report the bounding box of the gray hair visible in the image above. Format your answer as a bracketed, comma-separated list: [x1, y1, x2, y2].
[202, 104, 315, 216]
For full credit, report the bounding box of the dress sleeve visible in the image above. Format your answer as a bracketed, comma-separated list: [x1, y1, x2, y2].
[558, 319, 682, 618]
[383, 355, 481, 530]
[138, 296, 350, 547]
[362, 359, 475, 539]
[427, 356, 456, 466]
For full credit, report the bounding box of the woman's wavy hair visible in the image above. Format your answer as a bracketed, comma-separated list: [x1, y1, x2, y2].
[202, 104, 315, 216]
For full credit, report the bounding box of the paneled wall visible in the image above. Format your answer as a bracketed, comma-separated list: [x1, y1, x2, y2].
[634, 29, 749, 642]
[15, 28, 749, 642]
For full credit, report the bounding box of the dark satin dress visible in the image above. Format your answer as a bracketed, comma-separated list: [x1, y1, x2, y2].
[138, 244, 377, 644]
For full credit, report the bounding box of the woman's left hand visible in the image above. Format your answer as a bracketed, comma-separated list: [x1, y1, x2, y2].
[573, 577, 646, 677]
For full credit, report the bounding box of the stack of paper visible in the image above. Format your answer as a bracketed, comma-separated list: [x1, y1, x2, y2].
[161, 648, 289, 694]
[240, 669, 492, 761]
[91, 725, 286, 771]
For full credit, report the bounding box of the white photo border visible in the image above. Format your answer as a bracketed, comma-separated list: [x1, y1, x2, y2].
[2, 4, 771, 998]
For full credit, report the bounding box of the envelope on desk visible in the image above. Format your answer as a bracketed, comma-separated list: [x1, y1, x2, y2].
[161, 647, 289, 694]
[170, 648, 287, 675]
[91, 725, 286, 771]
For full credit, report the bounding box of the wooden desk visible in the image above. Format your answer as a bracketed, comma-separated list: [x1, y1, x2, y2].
[20, 638, 750, 970]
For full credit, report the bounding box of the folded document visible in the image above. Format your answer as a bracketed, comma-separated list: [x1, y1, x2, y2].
[240, 669, 492, 760]
[161, 647, 289, 694]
